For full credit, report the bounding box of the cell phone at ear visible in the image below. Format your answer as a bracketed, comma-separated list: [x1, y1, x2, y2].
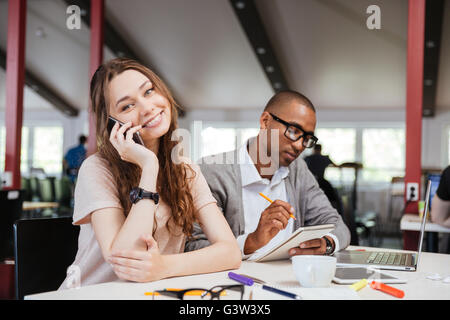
[107, 116, 144, 145]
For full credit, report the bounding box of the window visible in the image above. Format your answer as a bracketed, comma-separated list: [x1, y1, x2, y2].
[0, 126, 29, 174]
[362, 128, 405, 182]
[315, 128, 357, 182]
[200, 124, 259, 159]
[33, 127, 64, 175]
[201, 127, 237, 158]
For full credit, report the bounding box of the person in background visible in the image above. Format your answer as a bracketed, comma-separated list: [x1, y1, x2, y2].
[304, 144, 336, 179]
[59, 58, 240, 288]
[304, 144, 344, 216]
[185, 90, 350, 259]
[63, 135, 87, 183]
[431, 166, 450, 253]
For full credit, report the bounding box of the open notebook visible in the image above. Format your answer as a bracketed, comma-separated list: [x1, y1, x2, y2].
[250, 224, 335, 262]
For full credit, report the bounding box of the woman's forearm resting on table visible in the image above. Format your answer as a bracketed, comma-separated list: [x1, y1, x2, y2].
[163, 240, 241, 279]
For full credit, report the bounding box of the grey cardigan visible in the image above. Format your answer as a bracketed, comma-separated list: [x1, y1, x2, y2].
[184, 150, 351, 252]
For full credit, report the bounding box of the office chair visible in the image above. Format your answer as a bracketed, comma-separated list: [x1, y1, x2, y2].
[0, 190, 25, 261]
[13, 217, 79, 300]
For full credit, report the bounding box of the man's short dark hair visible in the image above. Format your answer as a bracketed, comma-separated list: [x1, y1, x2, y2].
[264, 90, 315, 113]
[79, 135, 87, 144]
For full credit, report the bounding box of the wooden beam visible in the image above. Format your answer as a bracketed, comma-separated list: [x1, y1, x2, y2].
[0, 49, 79, 117]
[229, 0, 289, 92]
[422, 0, 445, 117]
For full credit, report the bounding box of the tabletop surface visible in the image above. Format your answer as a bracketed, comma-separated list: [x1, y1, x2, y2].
[401, 214, 450, 233]
[26, 246, 450, 300]
[22, 201, 59, 211]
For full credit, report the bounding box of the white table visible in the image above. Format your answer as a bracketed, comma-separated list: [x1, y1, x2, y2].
[25, 246, 450, 300]
[401, 214, 450, 252]
[401, 214, 450, 233]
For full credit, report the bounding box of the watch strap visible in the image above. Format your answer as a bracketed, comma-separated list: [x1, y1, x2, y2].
[324, 236, 334, 255]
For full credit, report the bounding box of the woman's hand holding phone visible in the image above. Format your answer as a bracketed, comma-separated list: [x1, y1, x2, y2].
[109, 121, 159, 171]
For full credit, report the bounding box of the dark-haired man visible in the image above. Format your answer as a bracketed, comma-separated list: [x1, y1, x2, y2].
[63, 135, 87, 183]
[186, 90, 350, 259]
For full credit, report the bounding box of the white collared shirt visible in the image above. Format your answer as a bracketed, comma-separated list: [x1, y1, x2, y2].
[236, 139, 340, 260]
[236, 141, 294, 260]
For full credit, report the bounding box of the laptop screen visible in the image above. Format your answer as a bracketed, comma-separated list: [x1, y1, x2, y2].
[416, 180, 432, 263]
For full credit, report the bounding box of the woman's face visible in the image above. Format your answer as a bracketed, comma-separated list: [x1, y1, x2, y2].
[108, 69, 171, 147]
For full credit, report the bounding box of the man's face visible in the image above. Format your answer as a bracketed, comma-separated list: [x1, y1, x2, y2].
[260, 102, 317, 167]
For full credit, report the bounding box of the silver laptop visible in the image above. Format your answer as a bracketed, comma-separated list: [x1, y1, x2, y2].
[334, 180, 432, 271]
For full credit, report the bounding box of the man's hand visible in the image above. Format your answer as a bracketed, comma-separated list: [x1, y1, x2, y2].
[244, 200, 294, 255]
[288, 236, 335, 256]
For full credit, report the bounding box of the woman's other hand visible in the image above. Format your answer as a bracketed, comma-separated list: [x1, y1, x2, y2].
[108, 234, 169, 282]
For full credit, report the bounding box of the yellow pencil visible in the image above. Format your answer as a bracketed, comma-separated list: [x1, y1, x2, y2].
[258, 192, 296, 220]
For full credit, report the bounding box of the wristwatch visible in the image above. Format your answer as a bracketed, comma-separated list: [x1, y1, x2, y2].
[324, 236, 334, 255]
[129, 187, 159, 205]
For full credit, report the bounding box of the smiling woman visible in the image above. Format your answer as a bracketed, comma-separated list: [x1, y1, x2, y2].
[58, 58, 241, 288]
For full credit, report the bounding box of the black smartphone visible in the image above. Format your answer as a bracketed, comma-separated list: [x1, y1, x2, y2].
[107, 116, 144, 145]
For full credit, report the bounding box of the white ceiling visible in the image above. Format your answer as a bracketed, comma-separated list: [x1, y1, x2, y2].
[0, 0, 449, 114]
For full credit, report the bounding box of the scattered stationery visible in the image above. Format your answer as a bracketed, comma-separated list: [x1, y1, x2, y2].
[250, 286, 360, 300]
[261, 284, 302, 300]
[228, 272, 254, 286]
[349, 279, 368, 291]
[258, 192, 296, 220]
[369, 281, 404, 298]
[228, 272, 301, 300]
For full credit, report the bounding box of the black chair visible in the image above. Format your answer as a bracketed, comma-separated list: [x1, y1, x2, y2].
[13, 217, 79, 300]
[0, 190, 24, 261]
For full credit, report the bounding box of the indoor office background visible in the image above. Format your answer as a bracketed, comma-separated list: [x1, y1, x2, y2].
[0, 0, 449, 297]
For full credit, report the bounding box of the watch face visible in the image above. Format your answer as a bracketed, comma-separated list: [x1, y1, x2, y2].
[129, 187, 140, 203]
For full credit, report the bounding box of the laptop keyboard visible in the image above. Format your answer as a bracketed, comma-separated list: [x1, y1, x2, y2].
[366, 252, 407, 266]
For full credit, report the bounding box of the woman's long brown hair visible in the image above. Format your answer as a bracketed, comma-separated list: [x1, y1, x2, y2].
[90, 58, 196, 237]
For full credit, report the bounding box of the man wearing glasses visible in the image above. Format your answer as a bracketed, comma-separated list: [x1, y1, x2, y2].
[186, 90, 350, 259]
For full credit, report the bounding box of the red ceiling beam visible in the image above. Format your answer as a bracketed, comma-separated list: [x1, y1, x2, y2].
[87, 0, 104, 156]
[4, 0, 27, 190]
[403, 0, 425, 250]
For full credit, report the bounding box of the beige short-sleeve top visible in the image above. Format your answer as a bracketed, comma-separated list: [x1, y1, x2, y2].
[59, 153, 216, 289]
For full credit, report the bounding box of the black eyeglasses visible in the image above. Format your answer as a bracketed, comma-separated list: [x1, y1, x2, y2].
[269, 113, 318, 148]
[151, 284, 244, 300]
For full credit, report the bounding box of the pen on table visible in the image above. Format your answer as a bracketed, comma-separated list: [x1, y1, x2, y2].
[258, 192, 296, 220]
[228, 272, 301, 300]
[369, 281, 404, 298]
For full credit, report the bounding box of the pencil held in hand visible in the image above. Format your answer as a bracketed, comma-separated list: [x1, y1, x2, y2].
[258, 192, 296, 220]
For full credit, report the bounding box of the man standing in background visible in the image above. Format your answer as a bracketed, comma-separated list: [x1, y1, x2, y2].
[63, 135, 87, 183]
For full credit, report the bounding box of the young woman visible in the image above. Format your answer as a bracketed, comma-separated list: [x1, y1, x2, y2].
[59, 58, 241, 288]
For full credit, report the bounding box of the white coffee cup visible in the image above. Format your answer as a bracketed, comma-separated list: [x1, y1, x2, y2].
[291, 255, 337, 288]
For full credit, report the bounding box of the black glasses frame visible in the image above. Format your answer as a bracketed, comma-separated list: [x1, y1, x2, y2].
[152, 284, 245, 300]
[269, 113, 318, 148]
